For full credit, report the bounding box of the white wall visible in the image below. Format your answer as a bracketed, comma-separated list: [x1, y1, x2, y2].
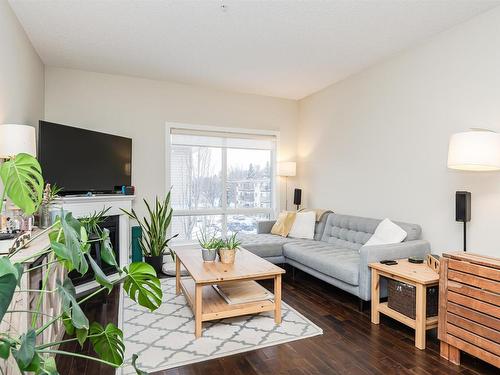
[299, 6, 500, 257]
[0, 1, 44, 128]
[45, 67, 298, 215]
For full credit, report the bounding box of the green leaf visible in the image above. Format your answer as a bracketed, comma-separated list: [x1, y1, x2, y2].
[0, 257, 23, 285]
[50, 241, 73, 270]
[56, 277, 89, 330]
[80, 226, 91, 254]
[61, 313, 88, 347]
[89, 322, 124, 366]
[79, 207, 110, 237]
[13, 263, 24, 286]
[61, 313, 75, 336]
[131, 354, 148, 375]
[0, 273, 17, 322]
[100, 228, 118, 269]
[0, 338, 11, 359]
[38, 356, 58, 375]
[120, 193, 177, 258]
[48, 224, 63, 243]
[86, 253, 112, 292]
[0, 153, 44, 215]
[24, 352, 42, 372]
[76, 328, 88, 347]
[61, 212, 88, 275]
[123, 262, 162, 311]
[12, 328, 36, 370]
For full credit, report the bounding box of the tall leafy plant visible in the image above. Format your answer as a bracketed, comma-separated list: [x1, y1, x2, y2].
[121, 193, 178, 259]
[0, 153, 155, 374]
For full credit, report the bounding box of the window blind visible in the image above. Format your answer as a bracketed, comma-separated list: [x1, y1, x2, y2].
[170, 128, 276, 150]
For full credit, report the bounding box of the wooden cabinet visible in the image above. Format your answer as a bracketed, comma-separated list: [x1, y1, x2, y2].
[439, 252, 500, 368]
[0, 232, 66, 375]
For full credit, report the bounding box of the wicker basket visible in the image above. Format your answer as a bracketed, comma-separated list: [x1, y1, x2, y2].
[387, 279, 438, 319]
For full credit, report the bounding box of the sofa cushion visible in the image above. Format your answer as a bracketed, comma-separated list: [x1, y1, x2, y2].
[271, 211, 296, 237]
[283, 241, 360, 285]
[362, 218, 407, 248]
[313, 210, 333, 240]
[289, 211, 316, 239]
[321, 214, 422, 251]
[237, 233, 293, 258]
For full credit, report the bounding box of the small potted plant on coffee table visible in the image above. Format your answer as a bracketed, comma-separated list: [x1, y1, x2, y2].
[121, 192, 178, 274]
[197, 230, 222, 262]
[219, 232, 241, 264]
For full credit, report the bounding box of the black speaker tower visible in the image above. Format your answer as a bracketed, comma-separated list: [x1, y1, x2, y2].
[455, 191, 471, 252]
[293, 188, 302, 210]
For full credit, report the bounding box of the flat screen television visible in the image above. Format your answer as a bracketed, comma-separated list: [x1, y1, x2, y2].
[38, 121, 132, 195]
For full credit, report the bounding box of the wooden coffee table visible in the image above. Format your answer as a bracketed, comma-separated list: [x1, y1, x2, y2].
[175, 247, 285, 337]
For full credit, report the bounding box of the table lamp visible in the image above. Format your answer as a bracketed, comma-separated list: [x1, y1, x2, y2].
[278, 161, 296, 210]
[0, 124, 36, 159]
[447, 129, 500, 251]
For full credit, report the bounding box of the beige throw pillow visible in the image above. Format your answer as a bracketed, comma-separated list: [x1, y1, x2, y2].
[271, 211, 297, 237]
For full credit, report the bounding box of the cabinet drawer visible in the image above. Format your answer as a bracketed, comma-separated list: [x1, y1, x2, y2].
[449, 259, 500, 283]
[448, 302, 500, 331]
[447, 280, 500, 306]
[448, 270, 499, 294]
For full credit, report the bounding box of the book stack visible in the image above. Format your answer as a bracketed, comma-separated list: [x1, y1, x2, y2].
[213, 281, 273, 305]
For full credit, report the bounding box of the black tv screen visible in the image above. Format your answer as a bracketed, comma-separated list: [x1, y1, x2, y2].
[38, 121, 132, 194]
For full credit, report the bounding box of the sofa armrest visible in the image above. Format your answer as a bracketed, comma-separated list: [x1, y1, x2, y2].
[257, 220, 276, 234]
[358, 240, 431, 301]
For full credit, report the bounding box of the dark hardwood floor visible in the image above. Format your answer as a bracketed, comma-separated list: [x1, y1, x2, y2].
[59, 266, 498, 374]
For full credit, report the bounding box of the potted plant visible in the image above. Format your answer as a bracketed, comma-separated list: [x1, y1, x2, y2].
[219, 232, 241, 264]
[0, 153, 158, 374]
[39, 183, 62, 228]
[197, 230, 222, 262]
[121, 192, 178, 274]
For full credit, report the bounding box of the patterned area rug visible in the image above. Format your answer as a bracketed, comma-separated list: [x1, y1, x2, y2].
[119, 278, 322, 374]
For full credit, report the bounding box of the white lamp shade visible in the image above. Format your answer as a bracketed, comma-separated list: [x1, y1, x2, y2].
[0, 124, 36, 158]
[447, 130, 500, 171]
[278, 161, 296, 177]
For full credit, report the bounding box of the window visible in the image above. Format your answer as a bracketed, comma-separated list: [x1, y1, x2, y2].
[168, 126, 277, 243]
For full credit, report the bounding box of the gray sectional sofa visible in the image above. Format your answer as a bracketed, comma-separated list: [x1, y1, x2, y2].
[238, 212, 430, 305]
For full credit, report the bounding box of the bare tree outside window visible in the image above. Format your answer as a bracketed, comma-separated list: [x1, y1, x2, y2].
[171, 133, 275, 242]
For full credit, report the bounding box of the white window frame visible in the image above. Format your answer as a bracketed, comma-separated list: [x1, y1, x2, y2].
[165, 122, 280, 242]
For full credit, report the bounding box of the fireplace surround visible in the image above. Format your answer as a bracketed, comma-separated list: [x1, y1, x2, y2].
[52, 194, 134, 294]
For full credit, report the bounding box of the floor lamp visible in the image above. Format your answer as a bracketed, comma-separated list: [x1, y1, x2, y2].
[447, 129, 500, 251]
[278, 162, 296, 211]
[0, 124, 37, 159]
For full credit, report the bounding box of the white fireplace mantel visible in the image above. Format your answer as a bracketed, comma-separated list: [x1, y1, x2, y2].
[53, 194, 135, 294]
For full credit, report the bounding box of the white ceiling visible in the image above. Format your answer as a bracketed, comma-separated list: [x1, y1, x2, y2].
[9, 0, 500, 100]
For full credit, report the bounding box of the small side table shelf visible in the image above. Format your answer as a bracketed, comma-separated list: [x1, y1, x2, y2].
[369, 259, 439, 350]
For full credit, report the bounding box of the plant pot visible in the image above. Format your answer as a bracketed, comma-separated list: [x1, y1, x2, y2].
[218, 248, 236, 264]
[39, 204, 52, 229]
[144, 255, 164, 275]
[201, 248, 217, 262]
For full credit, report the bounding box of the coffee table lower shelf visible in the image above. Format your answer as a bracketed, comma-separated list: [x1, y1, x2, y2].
[179, 277, 276, 329]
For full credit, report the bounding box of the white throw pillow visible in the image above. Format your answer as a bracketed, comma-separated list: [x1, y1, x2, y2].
[361, 218, 407, 249]
[288, 211, 315, 240]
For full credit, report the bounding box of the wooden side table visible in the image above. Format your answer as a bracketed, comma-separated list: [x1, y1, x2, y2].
[369, 259, 439, 349]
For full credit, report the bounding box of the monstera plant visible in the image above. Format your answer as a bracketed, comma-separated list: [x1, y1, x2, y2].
[0, 153, 158, 374]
